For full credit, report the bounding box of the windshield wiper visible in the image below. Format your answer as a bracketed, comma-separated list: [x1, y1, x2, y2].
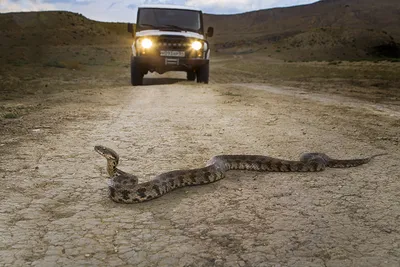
[139, 23, 197, 32]
[139, 23, 158, 29]
[160, 24, 195, 32]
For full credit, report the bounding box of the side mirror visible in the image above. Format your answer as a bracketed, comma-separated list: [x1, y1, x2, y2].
[206, 27, 214, 38]
[127, 23, 135, 37]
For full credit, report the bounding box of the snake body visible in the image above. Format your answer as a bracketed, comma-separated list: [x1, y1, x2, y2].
[94, 145, 385, 203]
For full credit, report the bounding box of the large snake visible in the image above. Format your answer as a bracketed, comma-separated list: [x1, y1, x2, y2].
[94, 145, 385, 203]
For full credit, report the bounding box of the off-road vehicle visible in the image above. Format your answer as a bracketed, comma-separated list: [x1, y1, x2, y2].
[128, 5, 214, 85]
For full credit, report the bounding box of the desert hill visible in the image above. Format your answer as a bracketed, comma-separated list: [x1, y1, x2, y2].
[0, 0, 400, 63]
[205, 0, 400, 40]
[0, 11, 127, 46]
[204, 0, 400, 60]
[0, 11, 131, 65]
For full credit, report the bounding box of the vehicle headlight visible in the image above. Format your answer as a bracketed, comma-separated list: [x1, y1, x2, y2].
[141, 38, 153, 49]
[191, 41, 202, 51]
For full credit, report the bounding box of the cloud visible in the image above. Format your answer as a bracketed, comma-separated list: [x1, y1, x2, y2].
[0, 0, 318, 21]
[0, 0, 55, 12]
[58, 0, 143, 22]
[41, 0, 94, 4]
[42, 0, 75, 3]
[184, 0, 317, 14]
[143, 0, 177, 4]
[107, 1, 123, 10]
[127, 3, 136, 10]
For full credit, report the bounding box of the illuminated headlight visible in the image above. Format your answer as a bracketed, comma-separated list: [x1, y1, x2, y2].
[141, 38, 153, 49]
[191, 41, 202, 51]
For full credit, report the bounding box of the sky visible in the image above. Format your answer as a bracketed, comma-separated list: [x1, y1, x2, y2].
[0, 0, 319, 22]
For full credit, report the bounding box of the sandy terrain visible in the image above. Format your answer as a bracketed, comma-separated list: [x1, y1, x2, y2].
[0, 57, 400, 267]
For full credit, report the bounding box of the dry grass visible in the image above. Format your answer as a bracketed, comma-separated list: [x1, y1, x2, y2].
[223, 55, 400, 82]
[3, 112, 19, 119]
[211, 53, 400, 104]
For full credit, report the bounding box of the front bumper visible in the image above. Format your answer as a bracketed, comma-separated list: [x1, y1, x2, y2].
[133, 56, 209, 74]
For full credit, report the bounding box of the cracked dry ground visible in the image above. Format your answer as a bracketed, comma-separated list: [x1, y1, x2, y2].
[1, 73, 399, 267]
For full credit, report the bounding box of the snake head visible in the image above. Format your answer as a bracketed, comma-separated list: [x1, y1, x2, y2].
[94, 145, 119, 163]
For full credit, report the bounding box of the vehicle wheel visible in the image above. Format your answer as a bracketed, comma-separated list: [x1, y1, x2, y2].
[131, 57, 144, 86]
[187, 71, 196, 81]
[196, 62, 209, 84]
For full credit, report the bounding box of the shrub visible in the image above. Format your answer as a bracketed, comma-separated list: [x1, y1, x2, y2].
[3, 112, 19, 119]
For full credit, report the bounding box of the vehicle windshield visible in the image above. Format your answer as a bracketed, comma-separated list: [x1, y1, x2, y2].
[137, 8, 202, 34]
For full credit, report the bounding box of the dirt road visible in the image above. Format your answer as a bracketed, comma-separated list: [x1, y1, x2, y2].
[1, 71, 399, 267]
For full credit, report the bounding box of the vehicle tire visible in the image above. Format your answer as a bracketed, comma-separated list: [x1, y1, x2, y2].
[130, 57, 144, 86]
[187, 71, 196, 81]
[196, 62, 209, 84]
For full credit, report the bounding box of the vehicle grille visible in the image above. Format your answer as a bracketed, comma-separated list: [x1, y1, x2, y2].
[156, 36, 191, 50]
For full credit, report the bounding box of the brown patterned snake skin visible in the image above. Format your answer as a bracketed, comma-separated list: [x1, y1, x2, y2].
[94, 145, 386, 203]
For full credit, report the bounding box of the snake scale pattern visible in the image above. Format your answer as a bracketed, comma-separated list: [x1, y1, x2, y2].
[95, 145, 385, 203]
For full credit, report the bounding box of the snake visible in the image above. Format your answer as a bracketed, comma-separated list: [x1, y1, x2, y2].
[94, 145, 385, 203]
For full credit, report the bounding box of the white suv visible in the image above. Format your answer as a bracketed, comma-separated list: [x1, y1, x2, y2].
[128, 5, 214, 85]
